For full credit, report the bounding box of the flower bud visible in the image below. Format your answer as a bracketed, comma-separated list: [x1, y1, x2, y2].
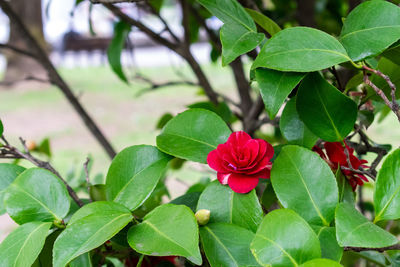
[195, 209, 210, 226]
[26, 140, 36, 151]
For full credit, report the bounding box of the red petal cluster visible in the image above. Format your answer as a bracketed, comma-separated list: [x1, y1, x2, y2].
[207, 131, 274, 193]
[313, 141, 369, 191]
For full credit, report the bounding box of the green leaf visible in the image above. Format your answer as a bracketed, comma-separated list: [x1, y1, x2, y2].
[340, 0, 400, 61]
[280, 96, 318, 149]
[170, 192, 201, 212]
[53, 201, 132, 267]
[4, 168, 70, 224]
[108, 21, 131, 83]
[296, 72, 358, 142]
[188, 101, 233, 124]
[200, 223, 259, 267]
[0, 119, 3, 136]
[336, 168, 355, 205]
[366, 57, 400, 101]
[149, 0, 164, 13]
[382, 43, 400, 66]
[196, 180, 263, 232]
[255, 68, 305, 119]
[127, 204, 202, 265]
[245, 8, 281, 36]
[251, 209, 321, 267]
[156, 113, 174, 129]
[106, 145, 171, 211]
[0, 221, 51, 267]
[271, 145, 338, 226]
[312, 226, 343, 262]
[252, 27, 350, 72]
[156, 109, 231, 163]
[299, 258, 343, 267]
[335, 203, 398, 248]
[36, 230, 61, 267]
[70, 253, 92, 267]
[374, 149, 400, 222]
[0, 164, 25, 214]
[261, 181, 277, 210]
[197, 0, 264, 65]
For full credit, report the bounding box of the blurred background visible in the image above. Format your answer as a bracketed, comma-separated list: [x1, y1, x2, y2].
[0, 0, 398, 243]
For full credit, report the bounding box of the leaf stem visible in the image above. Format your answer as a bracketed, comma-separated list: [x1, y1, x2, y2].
[136, 254, 144, 267]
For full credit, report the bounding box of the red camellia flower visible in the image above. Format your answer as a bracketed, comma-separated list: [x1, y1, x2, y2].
[207, 131, 274, 193]
[313, 141, 369, 191]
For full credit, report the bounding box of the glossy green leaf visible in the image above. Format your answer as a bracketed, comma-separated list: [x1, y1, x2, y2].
[0, 221, 51, 267]
[252, 27, 350, 72]
[35, 230, 61, 267]
[261, 181, 277, 210]
[336, 168, 355, 205]
[70, 253, 92, 267]
[374, 149, 400, 222]
[197, 180, 263, 232]
[156, 113, 174, 129]
[127, 204, 202, 265]
[4, 168, 70, 224]
[297, 72, 358, 142]
[106, 145, 171, 211]
[312, 226, 343, 262]
[198, 0, 264, 65]
[340, 0, 400, 61]
[367, 57, 400, 101]
[170, 192, 201, 212]
[156, 109, 231, 163]
[0, 119, 3, 136]
[335, 203, 398, 247]
[245, 8, 281, 36]
[271, 145, 338, 226]
[188, 101, 233, 124]
[251, 209, 321, 267]
[108, 21, 131, 83]
[299, 258, 343, 267]
[0, 164, 25, 214]
[53, 201, 132, 266]
[383, 43, 400, 66]
[280, 97, 318, 149]
[200, 223, 259, 267]
[255, 68, 305, 119]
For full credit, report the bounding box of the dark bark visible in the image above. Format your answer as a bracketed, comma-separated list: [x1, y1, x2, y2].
[4, 0, 46, 83]
[0, 0, 117, 159]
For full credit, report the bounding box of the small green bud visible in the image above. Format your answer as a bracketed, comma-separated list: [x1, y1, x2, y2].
[195, 209, 210, 225]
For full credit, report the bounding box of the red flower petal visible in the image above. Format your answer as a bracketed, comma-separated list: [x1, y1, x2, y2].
[325, 142, 347, 166]
[227, 173, 259, 193]
[217, 172, 231, 185]
[227, 131, 252, 147]
[207, 149, 229, 172]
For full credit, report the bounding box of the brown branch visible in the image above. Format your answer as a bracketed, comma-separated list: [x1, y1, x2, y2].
[344, 244, 400, 253]
[90, 0, 144, 3]
[363, 66, 400, 122]
[0, 136, 84, 207]
[0, 75, 49, 87]
[0, 43, 37, 59]
[0, 0, 117, 159]
[230, 57, 253, 113]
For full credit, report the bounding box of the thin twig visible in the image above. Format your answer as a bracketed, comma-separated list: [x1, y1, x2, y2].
[0, 43, 37, 59]
[0, 76, 49, 87]
[0, 0, 117, 159]
[90, 0, 144, 3]
[0, 136, 84, 207]
[344, 244, 400, 253]
[363, 66, 400, 122]
[83, 157, 92, 200]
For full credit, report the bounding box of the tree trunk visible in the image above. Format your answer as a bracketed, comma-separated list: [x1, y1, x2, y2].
[3, 0, 47, 84]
